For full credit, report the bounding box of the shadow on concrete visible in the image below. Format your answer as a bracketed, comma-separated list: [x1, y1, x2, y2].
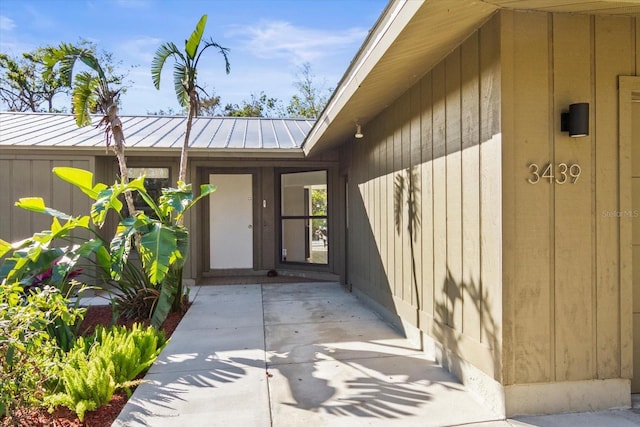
[268, 344, 459, 419]
[118, 356, 264, 423]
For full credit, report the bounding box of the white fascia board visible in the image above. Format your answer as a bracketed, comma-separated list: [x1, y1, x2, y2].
[303, 0, 424, 155]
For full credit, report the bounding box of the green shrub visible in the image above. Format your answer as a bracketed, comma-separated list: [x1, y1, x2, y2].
[46, 352, 116, 422]
[82, 323, 168, 389]
[110, 260, 160, 321]
[0, 283, 83, 419]
[47, 323, 168, 421]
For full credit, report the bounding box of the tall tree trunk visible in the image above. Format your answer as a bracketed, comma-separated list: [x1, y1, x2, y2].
[106, 103, 136, 217]
[179, 94, 197, 184]
[176, 93, 197, 226]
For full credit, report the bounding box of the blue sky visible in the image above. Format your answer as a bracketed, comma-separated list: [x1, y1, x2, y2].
[0, 0, 388, 115]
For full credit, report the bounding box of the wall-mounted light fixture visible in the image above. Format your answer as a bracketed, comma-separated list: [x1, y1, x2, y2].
[560, 103, 589, 137]
[355, 124, 364, 139]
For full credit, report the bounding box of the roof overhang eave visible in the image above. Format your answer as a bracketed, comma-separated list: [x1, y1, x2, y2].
[302, 0, 499, 156]
[302, 0, 424, 156]
[187, 147, 306, 159]
[0, 145, 306, 159]
[303, 0, 640, 156]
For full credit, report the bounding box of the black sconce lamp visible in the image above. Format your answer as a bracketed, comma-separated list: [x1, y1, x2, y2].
[561, 103, 589, 137]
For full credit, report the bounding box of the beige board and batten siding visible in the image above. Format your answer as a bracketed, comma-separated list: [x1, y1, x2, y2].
[345, 13, 503, 382]
[346, 8, 638, 416]
[631, 88, 640, 393]
[0, 153, 94, 242]
[500, 10, 637, 414]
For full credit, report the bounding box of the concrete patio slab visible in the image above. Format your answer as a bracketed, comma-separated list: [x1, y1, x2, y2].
[266, 318, 423, 365]
[149, 325, 265, 374]
[114, 359, 270, 427]
[194, 283, 261, 298]
[262, 282, 351, 302]
[114, 280, 640, 426]
[267, 353, 502, 427]
[180, 292, 264, 329]
[263, 295, 379, 325]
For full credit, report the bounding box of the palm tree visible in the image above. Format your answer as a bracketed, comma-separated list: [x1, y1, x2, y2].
[151, 14, 230, 187]
[44, 43, 136, 217]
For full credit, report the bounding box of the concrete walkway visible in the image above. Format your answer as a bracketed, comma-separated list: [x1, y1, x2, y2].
[113, 282, 640, 426]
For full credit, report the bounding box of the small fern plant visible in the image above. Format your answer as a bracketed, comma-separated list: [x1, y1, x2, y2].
[46, 351, 116, 422]
[46, 323, 168, 421]
[87, 323, 168, 391]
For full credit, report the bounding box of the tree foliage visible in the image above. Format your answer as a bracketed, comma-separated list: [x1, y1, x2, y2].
[286, 62, 331, 118]
[44, 41, 136, 216]
[44, 42, 122, 126]
[0, 41, 124, 114]
[198, 92, 222, 116]
[0, 47, 69, 112]
[146, 92, 220, 117]
[223, 91, 283, 117]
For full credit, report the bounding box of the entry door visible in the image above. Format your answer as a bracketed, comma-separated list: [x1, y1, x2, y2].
[632, 98, 640, 393]
[209, 174, 253, 269]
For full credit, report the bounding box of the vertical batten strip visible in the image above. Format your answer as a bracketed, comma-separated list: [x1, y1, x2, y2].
[553, 13, 593, 382]
[595, 15, 635, 379]
[420, 72, 435, 321]
[432, 62, 447, 327]
[446, 47, 463, 330]
[462, 32, 482, 341]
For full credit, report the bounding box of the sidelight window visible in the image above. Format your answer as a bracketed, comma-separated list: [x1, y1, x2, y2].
[280, 170, 328, 265]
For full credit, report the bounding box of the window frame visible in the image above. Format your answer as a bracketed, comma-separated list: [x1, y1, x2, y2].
[127, 166, 172, 217]
[278, 169, 329, 266]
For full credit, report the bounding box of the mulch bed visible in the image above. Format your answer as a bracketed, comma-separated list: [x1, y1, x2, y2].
[3, 305, 185, 427]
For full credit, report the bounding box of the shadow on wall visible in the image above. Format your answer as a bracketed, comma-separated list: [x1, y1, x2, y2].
[433, 269, 501, 382]
[351, 162, 501, 384]
[394, 166, 421, 314]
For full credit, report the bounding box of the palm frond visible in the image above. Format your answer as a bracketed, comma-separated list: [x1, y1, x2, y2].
[44, 47, 76, 86]
[185, 15, 207, 60]
[197, 39, 231, 74]
[77, 53, 107, 82]
[45, 43, 107, 85]
[172, 63, 189, 107]
[151, 42, 183, 90]
[72, 72, 99, 127]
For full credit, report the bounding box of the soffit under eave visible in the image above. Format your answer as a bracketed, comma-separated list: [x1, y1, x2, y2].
[304, 0, 499, 156]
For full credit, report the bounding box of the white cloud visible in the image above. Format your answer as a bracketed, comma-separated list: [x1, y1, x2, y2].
[118, 36, 163, 64]
[0, 16, 16, 32]
[228, 20, 367, 65]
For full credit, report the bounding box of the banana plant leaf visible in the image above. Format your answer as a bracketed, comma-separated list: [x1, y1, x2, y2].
[15, 197, 75, 221]
[150, 265, 182, 329]
[53, 167, 107, 200]
[138, 223, 178, 285]
[110, 217, 138, 281]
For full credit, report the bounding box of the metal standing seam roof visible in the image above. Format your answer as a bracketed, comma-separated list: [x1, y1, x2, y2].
[0, 112, 314, 150]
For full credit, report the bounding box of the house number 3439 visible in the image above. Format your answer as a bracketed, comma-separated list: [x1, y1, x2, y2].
[527, 163, 582, 184]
